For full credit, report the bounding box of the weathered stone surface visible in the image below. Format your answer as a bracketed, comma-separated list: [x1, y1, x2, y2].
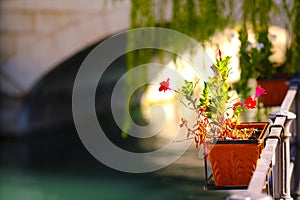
[0, 0, 131, 96]
[0, 11, 34, 32]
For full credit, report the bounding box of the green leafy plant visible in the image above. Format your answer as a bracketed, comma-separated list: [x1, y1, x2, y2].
[289, 0, 300, 74]
[159, 50, 266, 147]
[129, 0, 300, 97]
[126, 0, 300, 136]
[234, 0, 300, 99]
[234, 0, 275, 99]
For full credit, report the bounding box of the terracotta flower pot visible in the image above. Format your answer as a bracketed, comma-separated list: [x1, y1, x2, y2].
[257, 79, 288, 107]
[206, 122, 269, 187]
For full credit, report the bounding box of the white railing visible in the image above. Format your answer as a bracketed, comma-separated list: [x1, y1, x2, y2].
[228, 78, 300, 200]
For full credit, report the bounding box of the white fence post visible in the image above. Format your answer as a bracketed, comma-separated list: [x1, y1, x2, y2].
[269, 111, 296, 200]
[291, 85, 300, 198]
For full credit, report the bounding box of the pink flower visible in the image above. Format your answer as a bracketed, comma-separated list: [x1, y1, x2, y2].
[255, 85, 267, 98]
[159, 78, 171, 92]
[244, 96, 257, 109]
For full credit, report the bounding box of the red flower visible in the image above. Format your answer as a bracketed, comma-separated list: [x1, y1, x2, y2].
[244, 96, 257, 109]
[255, 85, 267, 98]
[159, 78, 171, 92]
[233, 102, 243, 111]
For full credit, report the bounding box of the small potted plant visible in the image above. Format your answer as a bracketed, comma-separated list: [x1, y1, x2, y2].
[235, 24, 289, 108]
[158, 50, 269, 187]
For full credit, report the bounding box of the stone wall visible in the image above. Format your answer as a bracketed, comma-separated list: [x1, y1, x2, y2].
[0, 0, 131, 96]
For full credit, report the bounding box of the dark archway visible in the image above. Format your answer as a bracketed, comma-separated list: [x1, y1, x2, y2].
[2, 35, 142, 168]
[18, 40, 128, 137]
[18, 44, 94, 135]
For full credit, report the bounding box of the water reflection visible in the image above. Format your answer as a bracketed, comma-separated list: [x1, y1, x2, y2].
[0, 110, 228, 200]
[0, 107, 229, 196]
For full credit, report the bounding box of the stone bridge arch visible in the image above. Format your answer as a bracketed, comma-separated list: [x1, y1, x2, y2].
[0, 0, 131, 96]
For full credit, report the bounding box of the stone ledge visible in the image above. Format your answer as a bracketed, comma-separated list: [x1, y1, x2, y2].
[0, 11, 34, 32]
[0, 0, 130, 12]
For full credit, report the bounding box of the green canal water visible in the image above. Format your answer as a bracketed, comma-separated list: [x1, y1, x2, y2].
[0, 131, 228, 200]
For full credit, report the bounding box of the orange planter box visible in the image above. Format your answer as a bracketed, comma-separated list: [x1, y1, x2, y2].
[257, 79, 288, 107]
[206, 122, 269, 187]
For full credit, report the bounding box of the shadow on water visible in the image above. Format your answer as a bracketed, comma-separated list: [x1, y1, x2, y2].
[0, 43, 228, 200]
